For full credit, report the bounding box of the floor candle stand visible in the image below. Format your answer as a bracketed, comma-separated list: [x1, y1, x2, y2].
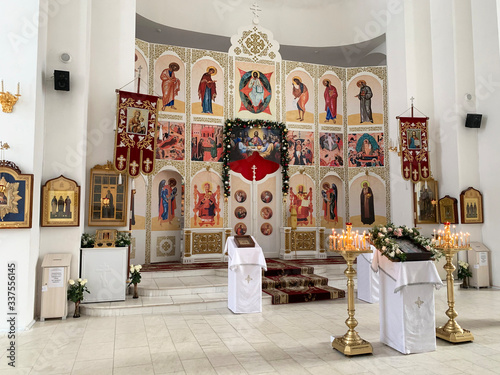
[433, 222, 474, 343]
[330, 223, 373, 356]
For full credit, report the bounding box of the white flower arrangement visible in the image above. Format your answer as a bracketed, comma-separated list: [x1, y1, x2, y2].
[67, 278, 90, 303]
[369, 223, 440, 262]
[128, 264, 142, 285]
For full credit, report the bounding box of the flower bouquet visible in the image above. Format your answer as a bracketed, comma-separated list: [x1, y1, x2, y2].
[67, 278, 90, 318]
[115, 231, 132, 247]
[128, 264, 142, 298]
[457, 260, 473, 288]
[80, 233, 95, 248]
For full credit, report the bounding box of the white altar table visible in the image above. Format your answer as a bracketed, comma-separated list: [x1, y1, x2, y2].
[80, 247, 128, 303]
[357, 251, 379, 303]
[225, 236, 267, 314]
[371, 249, 443, 354]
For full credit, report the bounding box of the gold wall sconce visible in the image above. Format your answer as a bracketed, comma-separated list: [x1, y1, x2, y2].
[0, 81, 21, 113]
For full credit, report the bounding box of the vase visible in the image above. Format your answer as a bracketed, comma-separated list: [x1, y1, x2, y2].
[133, 283, 139, 298]
[73, 300, 81, 318]
[461, 277, 469, 289]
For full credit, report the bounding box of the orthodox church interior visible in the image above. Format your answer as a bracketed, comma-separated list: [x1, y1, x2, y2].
[1, 0, 500, 373]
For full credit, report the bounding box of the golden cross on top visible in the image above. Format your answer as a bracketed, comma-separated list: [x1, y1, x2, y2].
[410, 97, 415, 106]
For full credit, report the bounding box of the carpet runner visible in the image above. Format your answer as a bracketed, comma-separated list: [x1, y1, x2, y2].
[262, 259, 345, 305]
[141, 258, 346, 305]
[141, 257, 347, 272]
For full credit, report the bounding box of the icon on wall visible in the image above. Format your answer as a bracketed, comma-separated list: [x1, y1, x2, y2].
[260, 207, 273, 220]
[261, 223, 273, 236]
[235, 222, 247, 235]
[235, 206, 247, 219]
[234, 190, 247, 203]
[261, 190, 272, 203]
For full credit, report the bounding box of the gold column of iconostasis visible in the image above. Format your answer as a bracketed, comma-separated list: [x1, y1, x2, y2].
[128, 37, 390, 264]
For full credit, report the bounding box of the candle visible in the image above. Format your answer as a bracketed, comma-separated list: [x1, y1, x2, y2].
[1, 80, 3, 92]
[17, 82, 19, 95]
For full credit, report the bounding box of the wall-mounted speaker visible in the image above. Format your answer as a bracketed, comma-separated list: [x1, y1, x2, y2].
[465, 113, 482, 128]
[54, 70, 70, 91]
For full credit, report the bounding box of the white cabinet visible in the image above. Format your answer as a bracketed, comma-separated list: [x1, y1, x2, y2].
[80, 247, 128, 303]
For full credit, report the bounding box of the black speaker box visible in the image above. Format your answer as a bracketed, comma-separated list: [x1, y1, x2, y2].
[465, 113, 482, 128]
[54, 70, 70, 91]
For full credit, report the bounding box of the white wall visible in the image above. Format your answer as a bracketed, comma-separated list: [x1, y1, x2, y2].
[0, 0, 47, 330]
[0, 0, 136, 330]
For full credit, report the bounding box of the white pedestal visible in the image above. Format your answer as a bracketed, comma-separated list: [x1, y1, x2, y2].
[357, 251, 379, 303]
[80, 247, 128, 303]
[371, 249, 443, 354]
[225, 237, 267, 314]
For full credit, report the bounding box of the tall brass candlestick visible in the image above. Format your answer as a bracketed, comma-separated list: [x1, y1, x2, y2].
[331, 223, 372, 356]
[434, 223, 474, 343]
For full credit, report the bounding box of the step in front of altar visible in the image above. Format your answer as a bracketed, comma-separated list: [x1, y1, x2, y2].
[80, 263, 350, 317]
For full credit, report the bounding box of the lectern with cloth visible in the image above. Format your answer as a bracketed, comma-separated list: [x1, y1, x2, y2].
[371, 248, 443, 354]
[357, 251, 379, 303]
[225, 236, 267, 313]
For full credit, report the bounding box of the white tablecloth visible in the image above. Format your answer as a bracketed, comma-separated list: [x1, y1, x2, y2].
[225, 237, 267, 314]
[371, 249, 443, 354]
[357, 252, 379, 303]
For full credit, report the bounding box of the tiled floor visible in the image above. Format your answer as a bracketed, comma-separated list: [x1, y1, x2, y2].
[1, 282, 499, 374]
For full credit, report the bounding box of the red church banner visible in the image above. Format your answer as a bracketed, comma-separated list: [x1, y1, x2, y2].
[114, 91, 159, 177]
[398, 116, 431, 183]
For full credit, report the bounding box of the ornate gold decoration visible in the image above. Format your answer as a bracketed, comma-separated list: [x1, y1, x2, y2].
[330, 223, 373, 356]
[0, 176, 20, 220]
[0, 81, 20, 113]
[229, 25, 281, 62]
[145, 174, 153, 264]
[319, 228, 325, 253]
[192, 232, 223, 254]
[284, 228, 291, 254]
[130, 237, 136, 259]
[434, 223, 474, 343]
[184, 230, 192, 257]
[291, 231, 316, 251]
[156, 236, 176, 257]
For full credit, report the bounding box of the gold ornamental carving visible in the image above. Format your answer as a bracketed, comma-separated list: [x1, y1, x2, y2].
[184, 230, 192, 257]
[192, 232, 223, 254]
[291, 231, 316, 251]
[156, 236, 176, 257]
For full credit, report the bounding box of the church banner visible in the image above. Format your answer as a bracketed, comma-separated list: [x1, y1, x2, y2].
[398, 116, 430, 183]
[114, 90, 159, 177]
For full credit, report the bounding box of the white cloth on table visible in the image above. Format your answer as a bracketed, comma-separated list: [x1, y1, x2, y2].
[357, 251, 379, 303]
[226, 237, 267, 271]
[371, 248, 443, 354]
[225, 236, 267, 314]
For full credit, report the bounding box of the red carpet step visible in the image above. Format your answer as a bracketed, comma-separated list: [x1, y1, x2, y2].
[262, 259, 345, 305]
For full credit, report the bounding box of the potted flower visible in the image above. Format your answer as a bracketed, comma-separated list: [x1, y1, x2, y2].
[457, 260, 473, 288]
[81, 233, 95, 248]
[115, 231, 132, 248]
[67, 278, 90, 318]
[128, 264, 142, 298]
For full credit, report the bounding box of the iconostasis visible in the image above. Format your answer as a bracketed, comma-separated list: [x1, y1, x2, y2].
[130, 31, 389, 264]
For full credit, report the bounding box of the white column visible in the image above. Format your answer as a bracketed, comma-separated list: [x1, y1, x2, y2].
[472, 0, 500, 286]
[0, 0, 47, 330]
